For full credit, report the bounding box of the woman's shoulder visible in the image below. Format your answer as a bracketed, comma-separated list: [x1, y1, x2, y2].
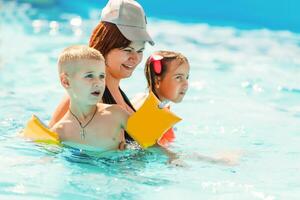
[130, 92, 148, 110]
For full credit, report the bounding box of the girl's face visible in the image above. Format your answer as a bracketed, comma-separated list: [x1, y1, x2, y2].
[156, 60, 190, 103]
[105, 41, 145, 79]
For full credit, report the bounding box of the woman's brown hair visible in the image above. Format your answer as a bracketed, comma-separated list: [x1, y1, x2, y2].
[89, 21, 131, 57]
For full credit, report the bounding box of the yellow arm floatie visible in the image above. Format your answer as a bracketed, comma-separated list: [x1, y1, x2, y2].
[23, 92, 181, 148]
[127, 92, 181, 148]
[22, 115, 60, 145]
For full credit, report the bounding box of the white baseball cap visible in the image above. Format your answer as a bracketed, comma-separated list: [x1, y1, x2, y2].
[101, 0, 154, 45]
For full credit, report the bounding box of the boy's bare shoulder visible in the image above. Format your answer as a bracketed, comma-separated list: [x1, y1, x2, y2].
[50, 119, 72, 136]
[51, 121, 65, 135]
[97, 103, 129, 120]
[97, 103, 127, 114]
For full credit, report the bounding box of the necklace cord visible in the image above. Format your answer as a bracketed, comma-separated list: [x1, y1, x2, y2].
[69, 107, 97, 129]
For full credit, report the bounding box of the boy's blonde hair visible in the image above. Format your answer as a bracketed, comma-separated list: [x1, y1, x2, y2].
[58, 45, 104, 74]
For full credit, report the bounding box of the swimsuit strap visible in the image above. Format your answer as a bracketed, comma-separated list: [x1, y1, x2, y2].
[102, 86, 135, 142]
[119, 88, 136, 112]
[102, 87, 117, 104]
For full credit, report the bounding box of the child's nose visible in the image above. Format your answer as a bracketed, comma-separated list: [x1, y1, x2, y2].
[183, 79, 189, 88]
[94, 78, 104, 86]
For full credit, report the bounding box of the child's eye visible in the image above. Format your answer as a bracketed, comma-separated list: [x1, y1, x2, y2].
[85, 74, 94, 79]
[99, 74, 105, 79]
[137, 49, 144, 53]
[175, 76, 183, 81]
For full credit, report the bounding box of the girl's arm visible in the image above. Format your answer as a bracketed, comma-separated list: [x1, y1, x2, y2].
[48, 95, 70, 128]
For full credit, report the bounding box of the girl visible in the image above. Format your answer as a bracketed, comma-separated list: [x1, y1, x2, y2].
[138, 52, 240, 166]
[133, 51, 190, 147]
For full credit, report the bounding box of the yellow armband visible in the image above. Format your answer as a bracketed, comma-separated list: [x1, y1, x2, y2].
[127, 92, 181, 148]
[22, 115, 60, 145]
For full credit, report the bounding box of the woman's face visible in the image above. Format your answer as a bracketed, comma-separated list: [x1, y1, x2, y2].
[105, 41, 145, 79]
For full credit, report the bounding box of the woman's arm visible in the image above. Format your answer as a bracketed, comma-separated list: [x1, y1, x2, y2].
[48, 95, 70, 128]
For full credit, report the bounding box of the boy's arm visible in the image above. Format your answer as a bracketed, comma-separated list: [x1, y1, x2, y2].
[115, 105, 130, 131]
[119, 104, 181, 163]
[50, 122, 64, 140]
[117, 104, 183, 165]
[114, 105, 130, 150]
[49, 95, 70, 128]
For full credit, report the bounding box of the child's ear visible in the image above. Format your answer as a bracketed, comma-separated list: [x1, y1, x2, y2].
[155, 76, 161, 88]
[60, 73, 70, 88]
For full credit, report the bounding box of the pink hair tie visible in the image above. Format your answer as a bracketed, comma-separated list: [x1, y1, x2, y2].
[149, 54, 163, 74]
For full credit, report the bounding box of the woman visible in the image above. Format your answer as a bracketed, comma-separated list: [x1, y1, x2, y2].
[49, 0, 154, 143]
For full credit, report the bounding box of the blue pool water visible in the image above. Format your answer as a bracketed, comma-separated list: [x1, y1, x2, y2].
[1, 1, 300, 199]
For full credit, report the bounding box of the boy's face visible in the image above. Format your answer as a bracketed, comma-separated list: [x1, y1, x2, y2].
[64, 59, 105, 105]
[156, 60, 190, 103]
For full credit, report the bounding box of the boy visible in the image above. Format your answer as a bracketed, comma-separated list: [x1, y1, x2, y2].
[51, 45, 127, 151]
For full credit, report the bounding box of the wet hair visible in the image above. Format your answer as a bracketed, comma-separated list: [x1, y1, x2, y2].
[58, 45, 104, 74]
[89, 21, 131, 57]
[144, 50, 189, 97]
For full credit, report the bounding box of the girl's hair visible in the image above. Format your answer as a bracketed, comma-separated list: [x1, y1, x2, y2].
[89, 21, 131, 57]
[144, 51, 189, 96]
